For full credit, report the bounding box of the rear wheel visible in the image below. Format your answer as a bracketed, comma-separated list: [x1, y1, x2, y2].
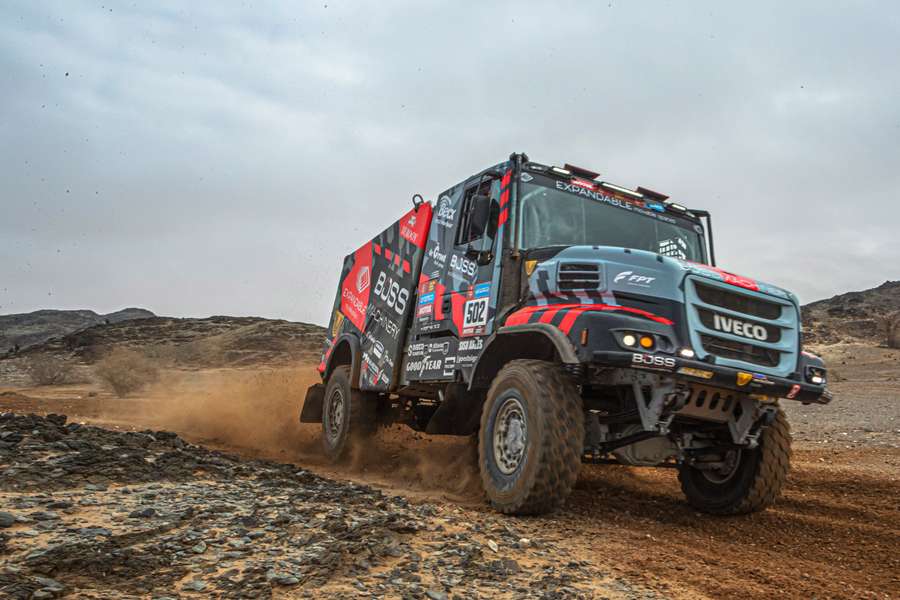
[478, 360, 584, 515]
[321, 366, 376, 462]
[678, 408, 791, 514]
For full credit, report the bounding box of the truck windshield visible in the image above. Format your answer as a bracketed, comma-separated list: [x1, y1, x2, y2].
[520, 179, 706, 261]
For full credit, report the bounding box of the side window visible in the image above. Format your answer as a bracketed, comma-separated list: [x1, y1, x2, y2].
[456, 177, 499, 246]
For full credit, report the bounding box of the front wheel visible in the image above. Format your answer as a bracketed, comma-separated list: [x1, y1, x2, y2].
[478, 360, 584, 515]
[678, 408, 792, 515]
[321, 366, 375, 462]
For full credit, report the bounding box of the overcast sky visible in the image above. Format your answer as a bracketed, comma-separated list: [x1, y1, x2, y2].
[2, 1, 899, 326]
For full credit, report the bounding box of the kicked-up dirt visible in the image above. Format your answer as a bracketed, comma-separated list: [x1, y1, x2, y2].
[1, 344, 899, 598]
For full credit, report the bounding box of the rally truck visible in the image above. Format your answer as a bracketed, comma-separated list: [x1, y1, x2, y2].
[301, 153, 832, 515]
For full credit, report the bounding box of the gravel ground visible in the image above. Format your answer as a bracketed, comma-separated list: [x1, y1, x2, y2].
[0, 412, 654, 599]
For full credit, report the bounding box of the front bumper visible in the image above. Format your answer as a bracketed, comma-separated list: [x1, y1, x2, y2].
[591, 350, 832, 405]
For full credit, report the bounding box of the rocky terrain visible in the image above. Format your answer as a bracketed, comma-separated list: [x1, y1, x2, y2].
[0, 316, 326, 386]
[0, 413, 645, 599]
[802, 280, 900, 345]
[0, 308, 154, 355]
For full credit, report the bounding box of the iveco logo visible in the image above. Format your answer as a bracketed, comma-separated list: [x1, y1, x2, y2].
[713, 314, 768, 341]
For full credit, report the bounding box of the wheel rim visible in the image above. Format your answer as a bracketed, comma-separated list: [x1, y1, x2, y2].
[493, 394, 528, 475]
[325, 388, 345, 444]
[700, 449, 742, 483]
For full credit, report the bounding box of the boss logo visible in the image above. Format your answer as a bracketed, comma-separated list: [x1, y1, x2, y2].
[356, 266, 370, 292]
[713, 314, 768, 341]
[632, 353, 676, 369]
[450, 254, 477, 277]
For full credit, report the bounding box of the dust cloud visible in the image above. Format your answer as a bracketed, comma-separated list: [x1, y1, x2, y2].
[126, 364, 483, 502]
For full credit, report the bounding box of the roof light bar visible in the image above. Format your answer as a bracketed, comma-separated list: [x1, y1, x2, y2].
[564, 163, 600, 180]
[665, 201, 688, 212]
[600, 182, 644, 199]
[550, 166, 571, 176]
[636, 186, 669, 201]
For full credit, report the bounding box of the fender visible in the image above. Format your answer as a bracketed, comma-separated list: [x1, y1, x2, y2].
[467, 323, 579, 390]
[322, 332, 363, 387]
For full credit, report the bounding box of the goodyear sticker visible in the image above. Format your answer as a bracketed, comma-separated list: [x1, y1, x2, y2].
[474, 282, 490, 298]
[419, 292, 435, 305]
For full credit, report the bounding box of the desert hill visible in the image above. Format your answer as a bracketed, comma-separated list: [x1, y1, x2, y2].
[0, 307, 155, 354]
[10, 315, 326, 368]
[802, 280, 900, 345]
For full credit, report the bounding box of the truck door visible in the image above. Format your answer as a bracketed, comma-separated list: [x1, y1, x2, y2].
[404, 168, 508, 383]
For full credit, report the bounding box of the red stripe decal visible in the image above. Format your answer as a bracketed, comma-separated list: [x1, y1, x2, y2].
[538, 309, 560, 324]
[402, 259, 411, 273]
[384, 248, 393, 260]
[505, 303, 674, 331]
[373, 243, 381, 255]
[498, 208, 509, 226]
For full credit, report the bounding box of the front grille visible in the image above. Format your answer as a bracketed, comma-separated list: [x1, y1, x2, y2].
[558, 263, 601, 291]
[699, 334, 780, 367]
[685, 276, 798, 377]
[694, 281, 781, 319]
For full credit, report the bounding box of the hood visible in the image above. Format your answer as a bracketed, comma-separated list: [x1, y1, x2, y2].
[528, 246, 798, 305]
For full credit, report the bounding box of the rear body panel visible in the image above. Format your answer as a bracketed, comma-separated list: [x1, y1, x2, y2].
[318, 202, 432, 391]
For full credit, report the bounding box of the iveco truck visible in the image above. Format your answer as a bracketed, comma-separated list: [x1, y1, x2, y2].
[301, 153, 831, 515]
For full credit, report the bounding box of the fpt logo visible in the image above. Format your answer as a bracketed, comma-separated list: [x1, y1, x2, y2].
[356, 266, 370, 293]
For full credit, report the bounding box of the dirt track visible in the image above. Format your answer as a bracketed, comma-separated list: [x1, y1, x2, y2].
[1, 354, 899, 599]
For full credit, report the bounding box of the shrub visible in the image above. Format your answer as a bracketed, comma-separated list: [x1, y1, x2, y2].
[879, 312, 900, 349]
[24, 355, 75, 386]
[93, 348, 160, 397]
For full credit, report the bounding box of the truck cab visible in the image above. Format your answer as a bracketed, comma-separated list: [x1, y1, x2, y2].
[303, 153, 831, 516]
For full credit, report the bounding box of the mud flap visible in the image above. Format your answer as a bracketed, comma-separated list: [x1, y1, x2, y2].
[300, 384, 325, 423]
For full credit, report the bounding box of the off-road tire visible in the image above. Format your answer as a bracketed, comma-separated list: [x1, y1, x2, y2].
[321, 366, 376, 463]
[478, 359, 584, 515]
[678, 408, 791, 515]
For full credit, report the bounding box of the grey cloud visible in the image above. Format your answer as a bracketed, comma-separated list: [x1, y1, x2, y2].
[2, 0, 899, 323]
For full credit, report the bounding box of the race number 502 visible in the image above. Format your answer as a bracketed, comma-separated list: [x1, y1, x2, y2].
[463, 297, 488, 328]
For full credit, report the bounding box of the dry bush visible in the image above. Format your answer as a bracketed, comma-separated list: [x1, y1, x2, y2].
[878, 312, 900, 349]
[93, 348, 160, 397]
[24, 355, 75, 386]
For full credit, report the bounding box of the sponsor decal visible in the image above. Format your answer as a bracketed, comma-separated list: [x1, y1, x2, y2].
[405, 357, 443, 377]
[455, 354, 478, 367]
[419, 292, 435, 305]
[442, 355, 456, 377]
[463, 297, 489, 329]
[427, 341, 451, 355]
[712, 314, 768, 341]
[751, 372, 775, 386]
[356, 266, 370, 293]
[371, 308, 400, 340]
[435, 196, 457, 227]
[399, 204, 430, 248]
[372, 340, 384, 359]
[474, 282, 491, 298]
[786, 384, 801, 399]
[554, 180, 677, 224]
[340, 245, 373, 331]
[632, 353, 676, 370]
[417, 303, 433, 317]
[450, 254, 478, 278]
[330, 310, 345, 338]
[406, 342, 425, 357]
[373, 271, 410, 316]
[614, 270, 656, 287]
[677, 366, 714, 379]
[458, 337, 484, 352]
[427, 243, 448, 269]
[417, 321, 442, 333]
